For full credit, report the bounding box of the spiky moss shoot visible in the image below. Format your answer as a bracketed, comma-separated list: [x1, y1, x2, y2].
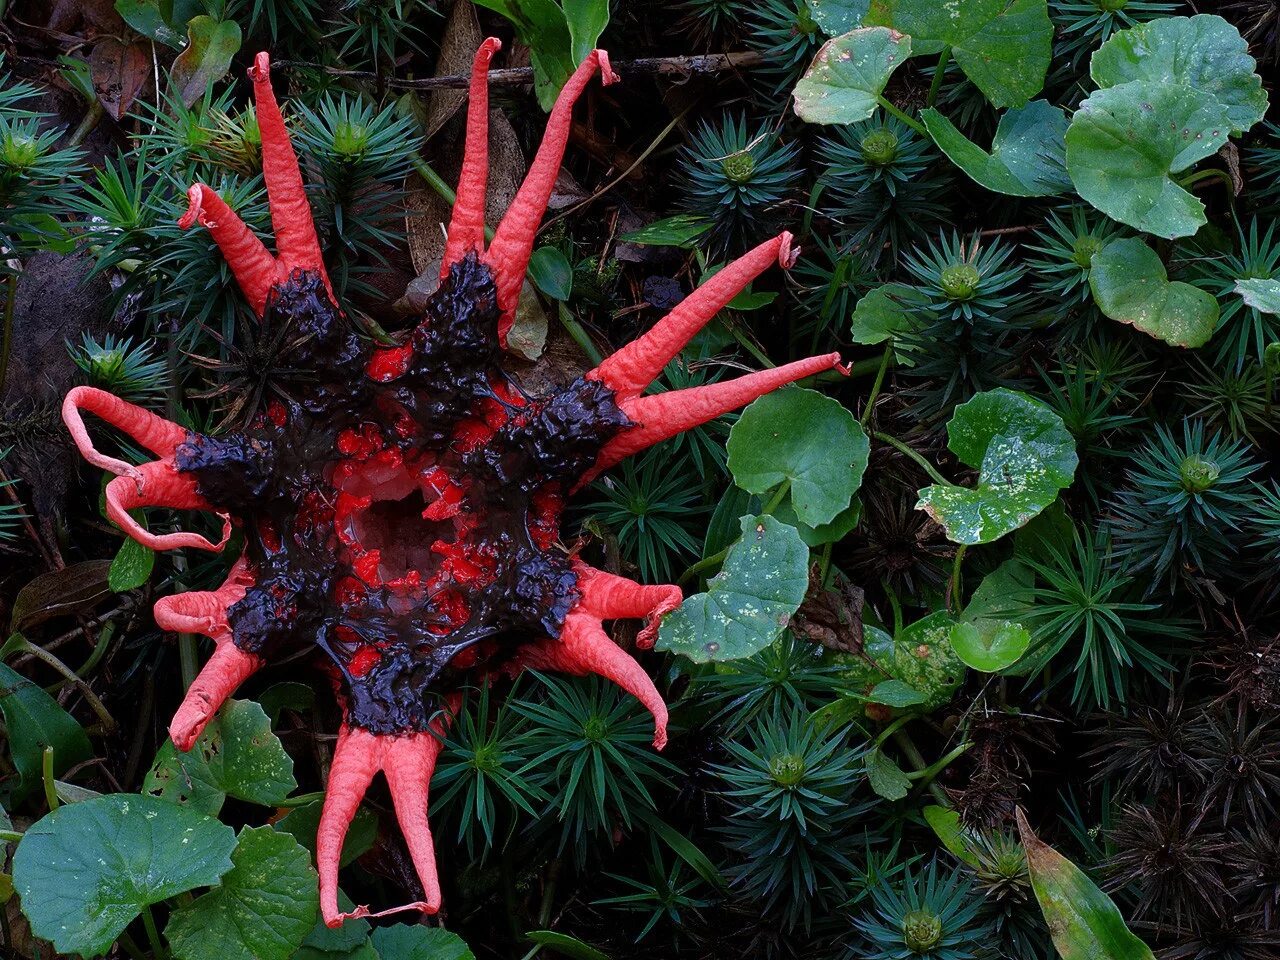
[675, 113, 802, 256]
[1108, 421, 1263, 597]
[816, 115, 950, 264]
[1026, 208, 1127, 336]
[1049, 0, 1181, 68]
[68, 334, 169, 403]
[696, 632, 841, 734]
[791, 235, 879, 342]
[903, 231, 1026, 324]
[1015, 527, 1189, 711]
[713, 706, 873, 932]
[1191, 217, 1280, 366]
[676, 0, 742, 45]
[1245, 122, 1280, 209]
[854, 859, 993, 960]
[742, 0, 824, 101]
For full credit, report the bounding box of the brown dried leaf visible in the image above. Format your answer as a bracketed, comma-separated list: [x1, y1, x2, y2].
[9, 560, 112, 633]
[88, 37, 150, 121]
[792, 567, 864, 654]
[424, 0, 484, 141]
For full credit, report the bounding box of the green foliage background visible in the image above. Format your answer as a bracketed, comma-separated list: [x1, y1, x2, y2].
[1, 0, 1278, 958]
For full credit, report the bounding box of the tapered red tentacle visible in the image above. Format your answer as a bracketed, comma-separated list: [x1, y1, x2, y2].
[574, 562, 682, 649]
[587, 353, 847, 480]
[153, 557, 253, 636]
[318, 726, 383, 927]
[62, 386, 188, 478]
[589, 233, 799, 400]
[178, 184, 279, 317]
[441, 37, 502, 277]
[381, 733, 446, 914]
[485, 51, 618, 338]
[249, 52, 333, 295]
[170, 644, 263, 749]
[163, 558, 259, 749]
[519, 612, 668, 748]
[105, 460, 231, 552]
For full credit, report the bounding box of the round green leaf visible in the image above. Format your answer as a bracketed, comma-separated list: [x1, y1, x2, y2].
[889, 0, 1053, 108]
[12, 793, 236, 958]
[527, 246, 573, 301]
[1236, 277, 1280, 315]
[809, 0, 869, 34]
[871, 613, 967, 711]
[950, 619, 1031, 672]
[792, 27, 912, 125]
[771, 496, 862, 547]
[108, 536, 154, 592]
[1091, 14, 1266, 135]
[850, 282, 924, 345]
[867, 678, 926, 707]
[171, 16, 243, 108]
[657, 515, 809, 663]
[144, 699, 297, 816]
[922, 101, 1070, 197]
[917, 388, 1077, 545]
[727, 388, 869, 527]
[371, 925, 476, 960]
[166, 826, 318, 960]
[1066, 80, 1230, 239]
[1089, 238, 1219, 348]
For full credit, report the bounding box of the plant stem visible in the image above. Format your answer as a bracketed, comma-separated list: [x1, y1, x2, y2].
[950, 544, 967, 612]
[907, 741, 973, 787]
[412, 158, 497, 244]
[140, 905, 167, 960]
[17, 638, 116, 732]
[557, 302, 602, 366]
[42, 746, 58, 812]
[881, 578, 903, 635]
[0, 829, 23, 842]
[860, 345, 893, 427]
[1177, 167, 1235, 192]
[926, 46, 952, 107]
[873, 431, 949, 486]
[762, 479, 791, 516]
[875, 96, 928, 136]
[678, 545, 729, 586]
[892, 728, 948, 804]
[118, 932, 149, 960]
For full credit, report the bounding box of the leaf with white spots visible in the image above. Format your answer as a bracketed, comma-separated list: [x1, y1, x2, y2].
[1236, 278, 1280, 315]
[917, 389, 1077, 546]
[923, 101, 1070, 197]
[727, 387, 870, 527]
[1090, 14, 1266, 135]
[657, 515, 809, 663]
[166, 826, 318, 960]
[1065, 81, 1230, 239]
[144, 699, 297, 816]
[793, 27, 912, 126]
[12, 793, 236, 958]
[1089, 238, 1219, 348]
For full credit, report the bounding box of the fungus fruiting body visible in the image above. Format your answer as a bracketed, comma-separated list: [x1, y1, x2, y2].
[62, 42, 845, 926]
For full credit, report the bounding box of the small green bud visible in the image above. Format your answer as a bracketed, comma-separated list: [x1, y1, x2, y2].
[902, 908, 944, 953]
[721, 150, 757, 185]
[1072, 234, 1105, 269]
[940, 263, 981, 302]
[769, 753, 807, 788]
[1, 133, 41, 171]
[860, 128, 900, 167]
[1179, 455, 1220, 493]
[332, 121, 370, 158]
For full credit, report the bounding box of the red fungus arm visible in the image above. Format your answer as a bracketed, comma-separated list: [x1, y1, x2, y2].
[586, 353, 848, 481]
[318, 726, 383, 927]
[179, 184, 279, 316]
[250, 53, 329, 285]
[441, 37, 502, 276]
[104, 461, 231, 553]
[518, 611, 669, 749]
[574, 562, 682, 649]
[162, 559, 261, 749]
[62, 386, 188, 478]
[589, 232, 799, 400]
[485, 51, 618, 339]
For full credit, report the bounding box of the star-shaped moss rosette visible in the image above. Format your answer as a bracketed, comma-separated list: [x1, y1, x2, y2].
[61, 42, 846, 926]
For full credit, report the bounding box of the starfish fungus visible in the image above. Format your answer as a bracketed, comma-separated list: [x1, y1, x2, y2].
[62, 42, 845, 926]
